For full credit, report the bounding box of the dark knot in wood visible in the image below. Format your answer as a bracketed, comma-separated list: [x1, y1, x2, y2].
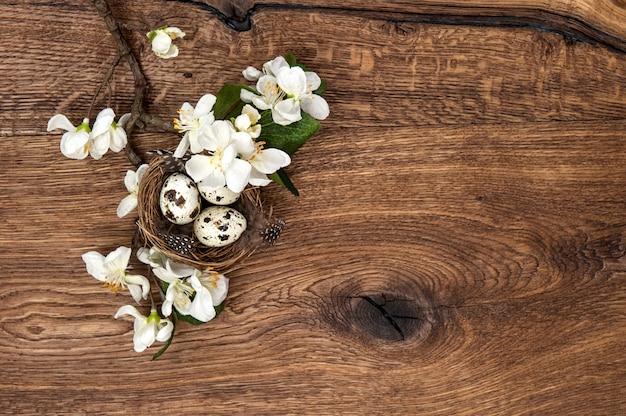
[321, 274, 442, 345]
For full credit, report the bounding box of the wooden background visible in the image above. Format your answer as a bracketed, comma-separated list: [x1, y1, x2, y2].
[1, 0, 626, 414]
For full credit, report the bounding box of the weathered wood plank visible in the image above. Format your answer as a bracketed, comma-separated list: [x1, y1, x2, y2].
[1, 0, 626, 414]
[2, 120, 626, 413]
[2, 3, 626, 137]
[161, 0, 626, 52]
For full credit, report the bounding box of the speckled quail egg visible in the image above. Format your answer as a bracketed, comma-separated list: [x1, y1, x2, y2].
[198, 184, 241, 205]
[193, 206, 247, 247]
[159, 172, 202, 225]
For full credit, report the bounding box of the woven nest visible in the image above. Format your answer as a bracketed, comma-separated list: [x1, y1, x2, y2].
[136, 153, 284, 272]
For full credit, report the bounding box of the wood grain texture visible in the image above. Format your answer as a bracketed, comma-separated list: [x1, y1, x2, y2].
[173, 0, 626, 52]
[1, 1, 626, 414]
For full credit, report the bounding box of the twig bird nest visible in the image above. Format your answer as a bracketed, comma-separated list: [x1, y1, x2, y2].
[135, 152, 284, 272]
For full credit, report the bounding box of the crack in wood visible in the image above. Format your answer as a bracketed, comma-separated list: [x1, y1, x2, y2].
[360, 295, 406, 341]
[166, 1, 626, 53]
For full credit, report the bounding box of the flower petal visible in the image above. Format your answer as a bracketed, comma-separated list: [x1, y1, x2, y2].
[157, 45, 179, 59]
[248, 167, 272, 187]
[301, 95, 330, 121]
[164, 26, 186, 39]
[185, 154, 214, 183]
[151, 31, 172, 54]
[118, 113, 131, 127]
[114, 304, 144, 320]
[91, 108, 115, 137]
[125, 274, 151, 302]
[252, 148, 291, 174]
[240, 88, 258, 104]
[198, 170, 226, 192]
[123, 169, 136, 192]
[194, 94, 217, 117]
[276, 66, 307, 96]
[116, 194, 138, 218]
[232, 132, 255, 157]
[82, 251, 106, 281]
[156, 319, 174, 342]
[134, 320, 157, 352]
[272, 98, 302, 126]
[60, 131, 90, 159]
[264, 55, 289, 76]
[208, 274, 229, 306]
[109, 126, 127, 152]
[242, 66, 262, 81]
[173, 135, 190, 158]
[105, 246, 132, 270]
[188, 275, 216, 322]
[305, 71, 322, 92]
[90, 133, 110, 160]
[224, 158, 251, 193]
[47, 114, 75, 132]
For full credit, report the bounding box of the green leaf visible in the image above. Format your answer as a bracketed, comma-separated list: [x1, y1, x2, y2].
[314, 78, 327, 96]
[213, 84, 255, 120]
[152, 315, 176, 361]
[285, 52, 299, 68]
[269, 169, 299, 196]
[259, 111, 320, 156]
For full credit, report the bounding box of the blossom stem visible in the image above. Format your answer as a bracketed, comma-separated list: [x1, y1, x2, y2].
[88, 54, 122, 121]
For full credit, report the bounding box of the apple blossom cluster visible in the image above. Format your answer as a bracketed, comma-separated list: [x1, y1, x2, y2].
[46, 20, 328, 357]
[47, 108, 129, 160]
[81, 245, 228, 353]
[241, 55, 330, 126]
[173, 95, 292, 194]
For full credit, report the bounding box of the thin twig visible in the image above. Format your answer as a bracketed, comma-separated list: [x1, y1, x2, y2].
[90, 0, 146, 167]
[88, 54, 122, 120]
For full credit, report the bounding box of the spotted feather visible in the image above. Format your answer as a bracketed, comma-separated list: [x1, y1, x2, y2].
[148, 149, 190, 173]
[260, 219, 285, 245]
[159, 233, 194, 255]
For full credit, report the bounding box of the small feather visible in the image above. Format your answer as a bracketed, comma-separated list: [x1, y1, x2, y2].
[260, 219, 285, 245]
[159, 233, 194, 255]
[148, 149, 190, 173]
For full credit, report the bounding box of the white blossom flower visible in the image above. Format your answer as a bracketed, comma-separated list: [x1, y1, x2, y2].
[195, 269, 229, 307]
[234, 104, 262, 139]
[90, 108, 129, 158]
[185, 120, 253, 193]
[47, 114, 91, 160]
[114, 305, 173, 353]
[242, 55, 290, 81]
[185, 270, 228, 322]
[240, 141, 291, 187]
[241, 56, 329, 125]
[240, 75, 283, 115]
[47, 109, 129, 160]
[117, 163, 149, 218]
[82, 246, 150, 303]
[274, 66, 329, 123]
[147, 26, 185, 59]
[155, 272, 195, 318]
[173, 94, 217, 157]
[187, 273, 216, 322]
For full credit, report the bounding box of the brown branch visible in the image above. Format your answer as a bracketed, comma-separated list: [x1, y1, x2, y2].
[140, 113, 177, 134]
[90, 0, 146, 167]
